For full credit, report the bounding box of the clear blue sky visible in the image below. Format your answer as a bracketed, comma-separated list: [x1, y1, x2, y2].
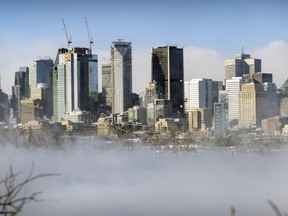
[0, 0, 287, 93]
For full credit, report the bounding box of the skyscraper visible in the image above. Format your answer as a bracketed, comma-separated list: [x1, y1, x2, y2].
[53, 47, 98, 121]
[11, 67, 29, 121]
[238, 79, 274, 128]
[111, 40, 132, 114]
[225, 53, 261, 80]
[152, 46, 184, 115]
[0, 89, 9, 123]
[184, 78, 213, 112]
[226, 77, 243, 123]
[102, 63, 112, 110]
[30, 58, 53, 98]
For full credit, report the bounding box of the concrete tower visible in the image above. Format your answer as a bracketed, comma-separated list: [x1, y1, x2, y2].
[111, 40, 132, 114]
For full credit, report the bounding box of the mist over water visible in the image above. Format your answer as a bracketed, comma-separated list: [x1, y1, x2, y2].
[1, 138, 288, 216]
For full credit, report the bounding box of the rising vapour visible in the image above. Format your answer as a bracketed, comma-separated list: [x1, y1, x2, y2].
[0, 138, 288, 216]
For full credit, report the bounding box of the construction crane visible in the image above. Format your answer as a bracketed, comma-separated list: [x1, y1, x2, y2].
[85, 17, 93, 54]
[62, 19, 72, 50]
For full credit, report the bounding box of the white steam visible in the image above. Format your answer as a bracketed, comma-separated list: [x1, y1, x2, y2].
[0, 139, 288, 216]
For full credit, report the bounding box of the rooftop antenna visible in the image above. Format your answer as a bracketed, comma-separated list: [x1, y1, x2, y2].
[85, 17, 93, 54]
[62, 19, 72, 51]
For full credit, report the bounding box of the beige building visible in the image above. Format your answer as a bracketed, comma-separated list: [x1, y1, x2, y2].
[280, 97, 288, 117]
[20, 99, 44, 125]
[128, 106, 147, 124]
[239, 80, 275, 128]
[144, 82, 159, 108]
[97, 116, 110, 136]
[262, 116, 288, 136]
[102, 64, 112, 109]
[262, 117, 280, 136]
[187, 108, 212, 131]
[155, 118, 188, 133]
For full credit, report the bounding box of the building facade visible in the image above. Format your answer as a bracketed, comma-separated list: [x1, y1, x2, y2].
[187, 108, 212, 131]
[11, 67, 29, 121]
[111, 40, 132, 114]
[213, 103, 226, 138]
[225, 53, 261, 80]
[152, 46, 184, 115]
[30, 58, 53, 98]
[0, 89, 9, 123]
[147, 99, 171, 129]
[144, 82, 161, 108]
[102, 63, 112, 109]
[226, 77, 242, 123]
[53, 47, 98, 121]
[184, 78, 213, 112]
[243, 72, 273, 84]
[238, 79, 276, 128]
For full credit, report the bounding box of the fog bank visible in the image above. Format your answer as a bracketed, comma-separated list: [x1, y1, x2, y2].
[0, 139, 287, 216]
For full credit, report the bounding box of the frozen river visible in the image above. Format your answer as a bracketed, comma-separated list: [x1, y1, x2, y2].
[0, 138, 287, 216]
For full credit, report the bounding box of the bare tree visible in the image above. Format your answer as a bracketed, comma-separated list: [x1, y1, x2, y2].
[0, 164, 59, 216]
[268, 199, 288, 216]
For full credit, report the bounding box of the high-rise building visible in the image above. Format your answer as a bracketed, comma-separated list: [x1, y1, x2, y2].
[111, 40, 132, 114]
[152, 46, 184, 115]
[225, 53, 261, 80]
[212, 81, 223, 104]
[11, 67, 29, 121]
[226, 77, 243, 123]
[102, 64, 112, 109]
[184, 78, 213, 112]
[30, 58, 53, 98]
[144, 82, 161, 108]
[147, 99, 171, 128]
[243, 72, 273, 84]
[213, 103, 226, 138]
[0, 89, 9, 123]
[53, 47, 98, 121]
[239, 79, 276, 128]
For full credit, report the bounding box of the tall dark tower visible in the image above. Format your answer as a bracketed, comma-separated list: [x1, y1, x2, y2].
[11, 67, 29, 122]
[152, 46, 184, 115]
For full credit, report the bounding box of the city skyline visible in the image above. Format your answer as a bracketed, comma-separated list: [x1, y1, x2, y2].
[0, 0, 288, 95]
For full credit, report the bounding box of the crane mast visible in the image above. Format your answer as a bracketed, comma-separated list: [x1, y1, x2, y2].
[62, 19, 72, 51]
[85, 17, 94, 54]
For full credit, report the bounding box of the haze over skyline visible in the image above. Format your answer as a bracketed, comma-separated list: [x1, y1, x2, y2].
[0, 0, 287, 94]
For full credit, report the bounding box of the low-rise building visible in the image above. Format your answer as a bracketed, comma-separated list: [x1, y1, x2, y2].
[61, 110, 93, 125]
[97, 116, 110, 136]
[262, 116, 288, 136]
[155, 118, 188, 133]
[128, 106, 147, 124]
